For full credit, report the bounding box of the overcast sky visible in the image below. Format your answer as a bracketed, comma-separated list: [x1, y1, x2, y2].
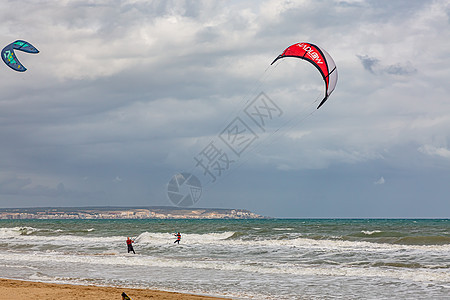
[1, 0, 450, 218]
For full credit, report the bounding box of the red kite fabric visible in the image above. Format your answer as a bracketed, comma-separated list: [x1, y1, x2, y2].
[271, 42, 338, 109]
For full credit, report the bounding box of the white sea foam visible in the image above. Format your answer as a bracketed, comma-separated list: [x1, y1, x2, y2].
[2, 229, 449, 255]
[0, 251, 448, 285]
[200, 235, 450, 253]
[0, 226, 39, 237]
[361, 230, 382, 235]
[0, 232, 123, 248]
[135, 231, 235, 245]
[0, 226, 96, 238]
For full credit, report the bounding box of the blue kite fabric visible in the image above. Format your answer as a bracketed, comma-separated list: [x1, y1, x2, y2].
[1, 40, 39, 72]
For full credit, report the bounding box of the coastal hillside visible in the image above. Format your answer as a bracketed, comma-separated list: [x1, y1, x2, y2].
[0, 206, 267, 220]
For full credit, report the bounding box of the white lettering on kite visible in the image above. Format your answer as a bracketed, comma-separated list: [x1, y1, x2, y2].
[298, 43, 323, 64]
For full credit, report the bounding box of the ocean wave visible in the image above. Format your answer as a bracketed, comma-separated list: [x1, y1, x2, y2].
[1, 251, 449, 285]
[344, 231, 450, 245]
[0, 230, 235, 248]
[361, 230, 382, 235]
[0, 232, 123, 246]
[0, 226, 40, 237]
[135, 231, 236, 245]
[0, 226, 97, 238]
[199, 235, 450, 253]
[351, 230, 405, 238]
[394, 236, 450, 245]
[371, 261, 424, 269]
[2, 228, 449, 253]
[227, 231, 245, 239]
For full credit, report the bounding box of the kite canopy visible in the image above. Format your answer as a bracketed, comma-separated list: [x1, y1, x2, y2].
[1, 40, 39, 72]
[271, 42, 338, 109]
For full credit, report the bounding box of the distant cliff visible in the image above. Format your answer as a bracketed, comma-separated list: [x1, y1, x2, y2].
[0, 206, 268, 220]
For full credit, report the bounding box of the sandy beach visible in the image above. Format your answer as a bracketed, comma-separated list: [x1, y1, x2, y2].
[1, 278, 228, 300]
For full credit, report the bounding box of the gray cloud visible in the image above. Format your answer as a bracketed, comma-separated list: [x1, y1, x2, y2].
[374, 176, 385, 185]
[0, 177, 32, 195]
[357, 55, 417, 75]
[0, 176, 65, 197]
[356, 55, 380, 74]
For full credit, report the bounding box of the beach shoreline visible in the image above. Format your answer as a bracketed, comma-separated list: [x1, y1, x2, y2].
[0, 278, 229, 300]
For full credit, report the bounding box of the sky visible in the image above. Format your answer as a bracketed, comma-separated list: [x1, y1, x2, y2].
[1, 0, 450, 218]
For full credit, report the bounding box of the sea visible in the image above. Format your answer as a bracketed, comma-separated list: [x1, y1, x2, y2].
[0, 219, 449, 299]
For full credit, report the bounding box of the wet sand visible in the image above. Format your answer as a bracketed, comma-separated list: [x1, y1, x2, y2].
[0, 278, 229, 300]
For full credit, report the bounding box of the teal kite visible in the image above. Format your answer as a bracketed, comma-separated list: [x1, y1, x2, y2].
[2, 40, 39, 72]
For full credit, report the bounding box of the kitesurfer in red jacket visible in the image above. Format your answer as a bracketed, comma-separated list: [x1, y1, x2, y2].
[126, 237, 135, 254]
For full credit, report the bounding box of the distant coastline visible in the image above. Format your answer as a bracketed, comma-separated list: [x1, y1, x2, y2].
[0, 206, 268, 220]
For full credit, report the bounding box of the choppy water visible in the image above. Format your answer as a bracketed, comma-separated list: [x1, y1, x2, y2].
[0, 219, 449, 299]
